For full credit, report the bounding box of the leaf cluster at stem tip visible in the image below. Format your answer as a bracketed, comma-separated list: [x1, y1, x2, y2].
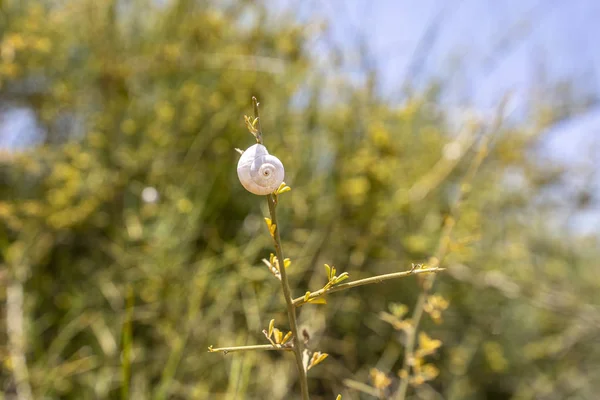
[323, 264, 350, 290]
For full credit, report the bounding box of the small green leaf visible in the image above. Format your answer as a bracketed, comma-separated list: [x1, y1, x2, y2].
[317, 353, 329, 364]
[308, 351, 329, 370]
[324, 264, 331, 280]
[282, 331, 292, 344]
[334, 272, 349, 284]
[263, 217, 277, 236]
[276, 182, 291, 195]
[274, 328, 283, 344]
[268, 319, 275, 337]
[389, 303, 409, 318]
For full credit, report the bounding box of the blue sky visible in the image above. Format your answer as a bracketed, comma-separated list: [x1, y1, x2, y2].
[269, 0, 600, 235]
[276, 0, 599, 105]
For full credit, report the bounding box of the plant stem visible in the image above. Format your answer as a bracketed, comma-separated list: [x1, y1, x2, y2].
[209, 344, 293, 354]
[394, 272, 437, 399]
[249, 96, 308, 398]
[252, 96, 263, 144]
[395, 115, 498, 400]
[7, 278, 33, 400]
[293, 267, 445, 307]
[121, 285, 134, 400]
[267, 193, 310, 400]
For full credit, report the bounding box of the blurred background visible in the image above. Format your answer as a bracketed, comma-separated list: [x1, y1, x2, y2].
[1, 0, 599, 399]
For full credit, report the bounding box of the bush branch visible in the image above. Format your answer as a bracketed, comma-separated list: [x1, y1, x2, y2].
[394, 97, 506, 400]
[7, 278, 33, 400]
[252, 96, 263, 144]
[293, 267, 445, 307]
[208, 344, 293, 354]
[267, 193, 310, 400]
[252, 97, 309, 399]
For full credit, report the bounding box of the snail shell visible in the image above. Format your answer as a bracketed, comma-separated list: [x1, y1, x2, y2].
[237, 144, 285, 195]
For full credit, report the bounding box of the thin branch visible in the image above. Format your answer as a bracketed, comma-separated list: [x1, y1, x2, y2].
[208, 344, 293, 354]
[394, 98, 507, 400]
[267, 193, 310, 400]
[293, 267, 445, 307]
[343, 379, 382, 397]
[254, 98, 309, 400]
[252, 96, 263, 145]
[7, 279, 33, 400]
[121, 286, 133, 400]
[395, 145, 487, 400]
[407, 127, 479, 202]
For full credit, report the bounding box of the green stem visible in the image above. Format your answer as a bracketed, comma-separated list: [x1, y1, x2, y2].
[121, 285, 134, 400]
[209, 344, 293, 354]
[267, 193, 310, 400]
[293, 267, 444, 307]
[395, 114, 498, 399]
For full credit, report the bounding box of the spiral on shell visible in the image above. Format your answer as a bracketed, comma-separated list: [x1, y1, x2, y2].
[237, 144, 285, 195]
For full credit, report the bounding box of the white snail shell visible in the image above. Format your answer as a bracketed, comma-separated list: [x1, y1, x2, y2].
[237, 144, 285, 195]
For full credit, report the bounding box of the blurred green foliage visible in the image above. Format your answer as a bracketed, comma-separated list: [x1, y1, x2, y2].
[1, 1, 599, 399]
